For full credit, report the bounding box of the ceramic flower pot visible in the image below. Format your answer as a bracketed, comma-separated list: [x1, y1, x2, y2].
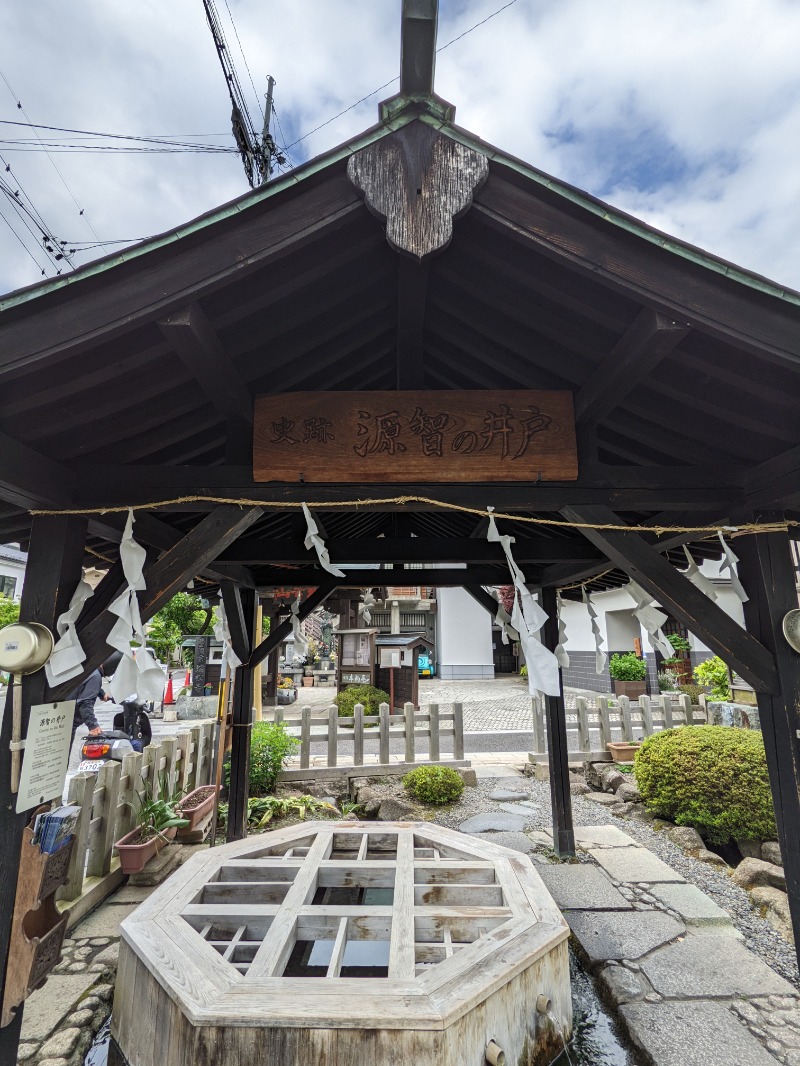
[176, 785, 218, 834]
[606, 741, 642, 764]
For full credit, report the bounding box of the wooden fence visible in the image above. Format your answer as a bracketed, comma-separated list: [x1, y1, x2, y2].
[56, 721, 215, 927]
[271, 702, 467, 779]
[530, 693, 709, 762]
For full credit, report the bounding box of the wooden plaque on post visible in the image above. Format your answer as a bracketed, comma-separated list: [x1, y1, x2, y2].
[253, 391, 577, 483]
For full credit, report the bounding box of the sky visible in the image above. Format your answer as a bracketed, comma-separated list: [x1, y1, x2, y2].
[1, 0, 799, 296]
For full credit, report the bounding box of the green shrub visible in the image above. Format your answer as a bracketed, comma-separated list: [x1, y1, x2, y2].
[634, 726, 776, 844]
[519, 664, 528, 678]
[334, 684, 390, 718]
[248, 721, 299, 795]
[403, 765, 464, 805]
[609, 652, 647, 682]
[693, 656, 731, 701]
[678, 683, 704, 703]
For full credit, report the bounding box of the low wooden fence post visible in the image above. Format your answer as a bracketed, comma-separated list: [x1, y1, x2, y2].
[639, 695, 653, 737]
[300, 707, 311, 769]
[598, 699, 612, 749]
[86, 761, 121, 879]
[575, 697, 590, 754]
[452, 703, 464, 761]
[532, 696, 546, 755]
[429, 703, 440, 762]
[327, 707, 338, 767]
[619, 696, 634, 742]
[661, 695, 674, 730]
[59, 773, 95, 902]
[404, 703, 416, 764]
[379, 704, 390, 765]
[354, 704, 365, 766]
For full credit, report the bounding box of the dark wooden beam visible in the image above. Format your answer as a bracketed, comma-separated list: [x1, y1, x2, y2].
[158, 303, 252, 464]
[736, 524, 800, 960]
[227, 586, 257, 842]
[220, 537, 601, 566]
[541, 584, 575, 857]
[463, 584, 504, 620]
[0, 430, 75, 510]
[88, 513, 256, 588]
[220, 582, 252, 664]
[49, 505, 262, 700]
[575, 308, 689, 426]
[474, 173, 800, 369]
[253, 566, 517, 589]
[562, 504, 779, 693]
[72, 464, 745, 512]
[249, 585, 336, 669]
[396, 258, 429, 387]
[0, 515, 87, 1060]
[746, 444, 800, 509]
[400, 0, 438, 96]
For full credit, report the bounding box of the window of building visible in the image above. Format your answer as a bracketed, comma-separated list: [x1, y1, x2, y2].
[0, 576, 17, 599]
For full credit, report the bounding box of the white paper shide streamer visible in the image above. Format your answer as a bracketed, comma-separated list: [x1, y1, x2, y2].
[302, 503, 345, 578]
[289, 596, 308, 656]
[491, 590, 519, 646]
[681, 546, 719, 601]
[359, 589, 377, 625]
[627, 581, 674, 659]
[44, 579, 95, 687]
[717, 532, 749, 603]
[486, 507, 560, 697]
[582, 585, 607, 674]
[555, 591, 570, 669]
[106, 510, 168, 703]
[213, 602, 242, 674]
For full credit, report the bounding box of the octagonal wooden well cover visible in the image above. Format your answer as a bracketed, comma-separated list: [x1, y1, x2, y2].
[119, 821, 568, 1029]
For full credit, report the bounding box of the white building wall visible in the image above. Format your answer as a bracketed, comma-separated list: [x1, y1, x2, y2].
[0, 547, 26, 602]
[436, 586, 494, 680]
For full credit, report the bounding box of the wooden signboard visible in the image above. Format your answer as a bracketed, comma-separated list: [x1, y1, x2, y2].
[253, 391, 577, 482]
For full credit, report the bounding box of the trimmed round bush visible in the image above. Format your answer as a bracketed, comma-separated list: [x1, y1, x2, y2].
[334, 684, 390, 719]
[634, 725, 776, 845]
[403, 765, 464, 806]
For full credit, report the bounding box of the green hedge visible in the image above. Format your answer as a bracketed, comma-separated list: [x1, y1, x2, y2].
[634, 725, 776, 844]
[609, 652, 647, 681]
[334, 684, 390, 718]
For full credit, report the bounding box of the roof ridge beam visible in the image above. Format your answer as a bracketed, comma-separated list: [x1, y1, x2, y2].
[400, 0, 438, 97]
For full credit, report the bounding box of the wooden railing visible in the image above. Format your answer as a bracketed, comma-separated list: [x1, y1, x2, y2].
[273, 702, 466, 779]
[57, 721, 215, 925]
[530, 693, 708, 762]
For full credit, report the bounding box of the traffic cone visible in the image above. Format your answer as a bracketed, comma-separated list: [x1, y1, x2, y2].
[164, 676, 175, 705]
[184, 668, 191, 688]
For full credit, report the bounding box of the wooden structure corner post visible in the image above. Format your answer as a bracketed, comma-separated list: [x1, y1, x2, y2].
[540, 586, 575, 856]
[735, 525, 800, 960]
[226, 586, 258, 843]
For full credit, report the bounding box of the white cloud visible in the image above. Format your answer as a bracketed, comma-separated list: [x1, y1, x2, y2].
[1, 0, 798, 293]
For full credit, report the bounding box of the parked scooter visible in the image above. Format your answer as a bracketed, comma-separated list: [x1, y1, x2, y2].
[76, 695, 153, 773]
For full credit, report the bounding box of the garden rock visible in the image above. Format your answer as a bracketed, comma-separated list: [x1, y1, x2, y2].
[361, 799, 381, 818]
[696, 848, 728, 867]
[459, 812, 529, 834]
[583, 761, 607, 790]
[39, 1028, 82, 1060]
[598, 963, 651, 1004]
[736, 838, 764, 860]
[619, 802, 653, 822]
[377, 797, 416, 821]
[570, 780, 590, 795]
[584, 791, 620, 807]
[600, 766, 625, 793]
[488, 790, 528, 802]
[457, 768, 478, 787]
[667, 826, 705, 853]
[615, 780, 642, 804]
[750, 886, 794, 942]
[762, 841, 783, 866]
[731, 857, 786, 891]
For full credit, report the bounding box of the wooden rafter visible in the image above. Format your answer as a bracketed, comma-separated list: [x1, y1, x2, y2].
[396, 258, 429, 387]
[0, 429, 74, 510]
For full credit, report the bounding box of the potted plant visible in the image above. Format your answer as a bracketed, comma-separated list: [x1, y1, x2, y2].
[176, 783, 219, 837]
[609, 652, 648, 700]
[115, 778, 189, 875]
[660, 633, 692, 682]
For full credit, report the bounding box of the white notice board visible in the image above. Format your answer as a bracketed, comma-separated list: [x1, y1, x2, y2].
[16, 701, 76, 813]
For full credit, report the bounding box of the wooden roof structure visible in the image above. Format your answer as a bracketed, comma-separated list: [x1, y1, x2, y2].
[0, 2, 799, 1012]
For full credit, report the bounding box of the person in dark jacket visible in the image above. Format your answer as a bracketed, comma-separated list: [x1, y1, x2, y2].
[69, 653, 122, 746]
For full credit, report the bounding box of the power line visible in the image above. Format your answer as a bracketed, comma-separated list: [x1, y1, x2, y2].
[222, 0, 264, 121]
[0, 205, 50, 276]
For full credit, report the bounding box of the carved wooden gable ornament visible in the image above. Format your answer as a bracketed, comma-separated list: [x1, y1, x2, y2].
[347, 122, 489, 260]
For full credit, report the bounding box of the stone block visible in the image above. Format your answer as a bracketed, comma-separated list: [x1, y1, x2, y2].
[648, 883, 732, 927]
[477, 831, 541, 856]
[615, 780, 642, 803]
[589, 846, 685, 884]
[696, 848, 728, 867]
[751, 886, 794, 942]
[497, 801, 540, 817]
[732, 857, 786, 891]
[666, 825, 704, 853]
[566, 910, 684, 965]
[584, 791, 620, 806]
[174, 695, 217, 720]
[762, 841, 782, 867]
[487, 789, 528, 802]
[459, 812, 529, 833]
[107, 885, 156, 906]
[376, 797, 416, 821]
[74, 903, 141, 940]
[572, 825, 637, 849]
[39, 1028, 82, 1060]
[456, 768, 478, 787]
[736, 838, 764, 859]
[583, 760, 610, 789]
[600, 766, 625, 793]
[537, 865, 633, 911]
[640, 933, 797, 997]
[621, 1001, 780, 1066]
[570, 780, 590, 795]
[598, 963, 651, 1004]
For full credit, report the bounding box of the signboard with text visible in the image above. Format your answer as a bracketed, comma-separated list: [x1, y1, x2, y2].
[253, 391, 577, 482]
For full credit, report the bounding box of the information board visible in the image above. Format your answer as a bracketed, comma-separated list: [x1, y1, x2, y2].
[16, 701, 75, 813]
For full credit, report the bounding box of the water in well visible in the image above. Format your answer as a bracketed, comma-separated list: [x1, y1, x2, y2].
[84, 950, 637, 1066]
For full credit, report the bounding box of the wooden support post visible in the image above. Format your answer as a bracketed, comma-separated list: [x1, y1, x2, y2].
[404, 704, 416, 764]
[354, 705, 365, 766]
[531, 695, 546, 755]
[429, 703, 440, 762]
[639, 695, 654, 737]
[736, 526, 800, 958]
[0, 514, 86, 1058]
[300, 708, 311, 769]
[253, 603, 264, 722]
[598, 698, 612, 749]
[226, 586, 257, 843]
[327, 707, 338, 768]
[452, 703, 464, 760]
[379, 705, 390, 765]
[541, 586, 574, 856]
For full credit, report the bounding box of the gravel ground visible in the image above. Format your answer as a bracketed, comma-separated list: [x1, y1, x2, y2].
[357, 770, 800, 989]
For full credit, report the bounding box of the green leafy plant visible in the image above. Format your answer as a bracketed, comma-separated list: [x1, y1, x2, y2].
[403, 765, 464, 805]
[0, 594, 20, 630]
[657, 670, 680, 692]
[334, 684, 390, 718]
[634, 726, 776, 844]
[608, 652, 647, 682]
[667, 634, 691, 654]
[217, 794, 338, 832]
[146, 592, 214, 664]
[678, 682, 704, 703]
[693, 656, 731, 701]
[247, 721, 299, 795]
[519, 664, 528, 678]
[131, 776, 189, 843]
